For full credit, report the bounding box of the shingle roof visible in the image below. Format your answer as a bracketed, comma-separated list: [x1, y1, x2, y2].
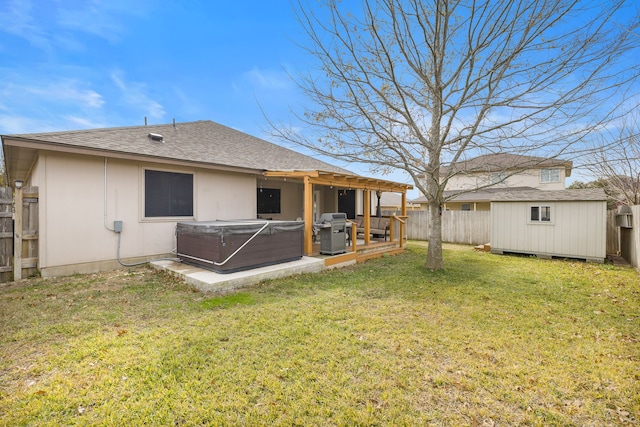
[441, 153, 573, 176]
[3, 120, 352, 174]
[490, 188, 607, 202]
[410, 186, 537, 203]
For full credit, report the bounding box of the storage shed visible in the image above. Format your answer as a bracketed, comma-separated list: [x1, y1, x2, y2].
[490, 189, 608, 263]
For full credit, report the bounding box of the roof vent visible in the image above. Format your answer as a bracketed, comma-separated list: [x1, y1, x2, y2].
[148, 133, 164, 142]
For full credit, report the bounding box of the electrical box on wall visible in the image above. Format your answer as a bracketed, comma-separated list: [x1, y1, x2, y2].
[114, 221, 123, 233]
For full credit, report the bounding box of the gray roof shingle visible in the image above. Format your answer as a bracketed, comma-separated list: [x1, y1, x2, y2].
[4, 120, 352, 174]
[490, 188, 607, 202]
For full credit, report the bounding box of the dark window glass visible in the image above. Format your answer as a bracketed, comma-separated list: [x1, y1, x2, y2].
[530, 206, 540, 221]
[541, 206, 551, 221]
[257, 188, 281, 214]
[530, 205, 551, 222]
[145, 170, 193, 217]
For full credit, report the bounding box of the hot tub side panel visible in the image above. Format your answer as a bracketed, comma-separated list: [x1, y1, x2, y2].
[176, 221, 304, 273]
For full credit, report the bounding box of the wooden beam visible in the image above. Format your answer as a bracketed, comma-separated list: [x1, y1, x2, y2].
[363, 189, 371, 245]
[303, 176, 313, 256]
[401, 193, 407, 249]
[264, 170, 320, 178]
[265, 170, 413, 193]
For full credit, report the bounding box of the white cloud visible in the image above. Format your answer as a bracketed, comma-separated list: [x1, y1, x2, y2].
[239, 67, 293, 91]
[26, 80, 105, 108]
[0, 0, 51, 51]
[110, 72, 165, 120]
[62, 115, 106, 129]
[0, 0, 154, 54]
[0, 115, 58, 134]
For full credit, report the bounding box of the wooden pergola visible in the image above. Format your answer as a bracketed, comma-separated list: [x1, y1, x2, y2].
[264, 170, 413, 256]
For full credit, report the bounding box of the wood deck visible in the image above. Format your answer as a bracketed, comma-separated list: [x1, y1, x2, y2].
[312, 239, 405, 268]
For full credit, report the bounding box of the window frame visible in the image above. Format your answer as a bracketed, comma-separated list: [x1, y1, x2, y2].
[490, 171, 508, 186]
[257, 187, 281, 215]
[540, 168, 560, 183]
[142, 168, 195, 220]
[529, 204, 553, 224]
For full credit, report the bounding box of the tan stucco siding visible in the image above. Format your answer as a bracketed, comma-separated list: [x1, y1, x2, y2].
[32, 152, 256, 270]
[445, 168, 567, 191]
[257, 179, 304, 220]
[491, 200, 606, 260]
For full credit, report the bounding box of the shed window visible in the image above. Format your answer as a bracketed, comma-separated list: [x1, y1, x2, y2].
[461, 203, 471, 211]
[144, 170, 194, 218]
[530, 205, 551, 222]
[540, 168, 560, 183]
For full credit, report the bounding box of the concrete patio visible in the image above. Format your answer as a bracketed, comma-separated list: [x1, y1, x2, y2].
[150, 256, 325, 294]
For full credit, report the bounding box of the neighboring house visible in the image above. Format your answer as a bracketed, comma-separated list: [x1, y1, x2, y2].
[372, 192, 418, 214]
[411, 153, 573, 210]
[2, 120, 411, 277]
[490, 188, 607, 263]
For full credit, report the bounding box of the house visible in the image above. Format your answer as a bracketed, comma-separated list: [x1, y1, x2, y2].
[2, 120, 412, 277]
[490, 188, 608, 263]
[411, 153, 573, 210]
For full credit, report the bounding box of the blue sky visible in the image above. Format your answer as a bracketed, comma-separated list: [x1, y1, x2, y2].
[1, 1, 634, 193]
[0, 1, 408, 187]
[0, 1, 303, 133]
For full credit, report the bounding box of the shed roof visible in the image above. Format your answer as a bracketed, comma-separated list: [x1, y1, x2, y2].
[490, 188, 607, 202]
[2, 120, 352, 180]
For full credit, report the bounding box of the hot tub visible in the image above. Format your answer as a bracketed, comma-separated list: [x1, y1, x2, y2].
[176, 220, 304, 273]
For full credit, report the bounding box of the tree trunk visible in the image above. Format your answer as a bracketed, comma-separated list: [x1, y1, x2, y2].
[425, 200, 444, 270]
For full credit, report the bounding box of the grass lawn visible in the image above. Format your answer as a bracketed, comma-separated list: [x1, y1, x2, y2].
[0, 242, 638, 426]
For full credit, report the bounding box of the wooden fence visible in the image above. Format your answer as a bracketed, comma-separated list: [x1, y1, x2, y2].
[619, 205, 639, 269]
[606, 210, 620, 255]
[0, 186, 39, 283]
[0, 187, 13, 282]
[403, 210, 491, 245]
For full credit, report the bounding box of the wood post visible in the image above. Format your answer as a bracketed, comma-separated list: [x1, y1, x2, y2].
[13, 185, 23, 281]
[401, 193, 407, 248]
[363, 189, 370, 245]
[303, 176, 313, 256]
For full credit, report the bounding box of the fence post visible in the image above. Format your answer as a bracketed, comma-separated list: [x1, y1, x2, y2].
[13, 184, 23, 280]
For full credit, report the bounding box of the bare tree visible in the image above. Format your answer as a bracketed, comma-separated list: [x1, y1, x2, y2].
[269, 0, 640, 270]
[581, 113, 640, 207]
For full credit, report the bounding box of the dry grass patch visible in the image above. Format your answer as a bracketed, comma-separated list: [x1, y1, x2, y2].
[0, 243, 638, 426]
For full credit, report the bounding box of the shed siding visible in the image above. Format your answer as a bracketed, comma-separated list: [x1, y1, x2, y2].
[491, 200, 606, 260]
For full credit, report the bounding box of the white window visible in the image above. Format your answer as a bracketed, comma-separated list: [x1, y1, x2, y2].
[530, 205, 551, 222]
[461, 203, 471, 211]
[540, 168, 560, 183]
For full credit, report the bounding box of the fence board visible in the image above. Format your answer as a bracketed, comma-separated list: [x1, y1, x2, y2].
[0, 187, 13, 282]
[619, 205, 639, 269]
[20, 187, 39, 279]
[0, 186, 39, 282]
[405, 210, 490, 245]
[606, 210, 620, 255]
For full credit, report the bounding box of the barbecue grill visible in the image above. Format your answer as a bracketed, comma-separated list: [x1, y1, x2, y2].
[316, 212, 347, 255]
